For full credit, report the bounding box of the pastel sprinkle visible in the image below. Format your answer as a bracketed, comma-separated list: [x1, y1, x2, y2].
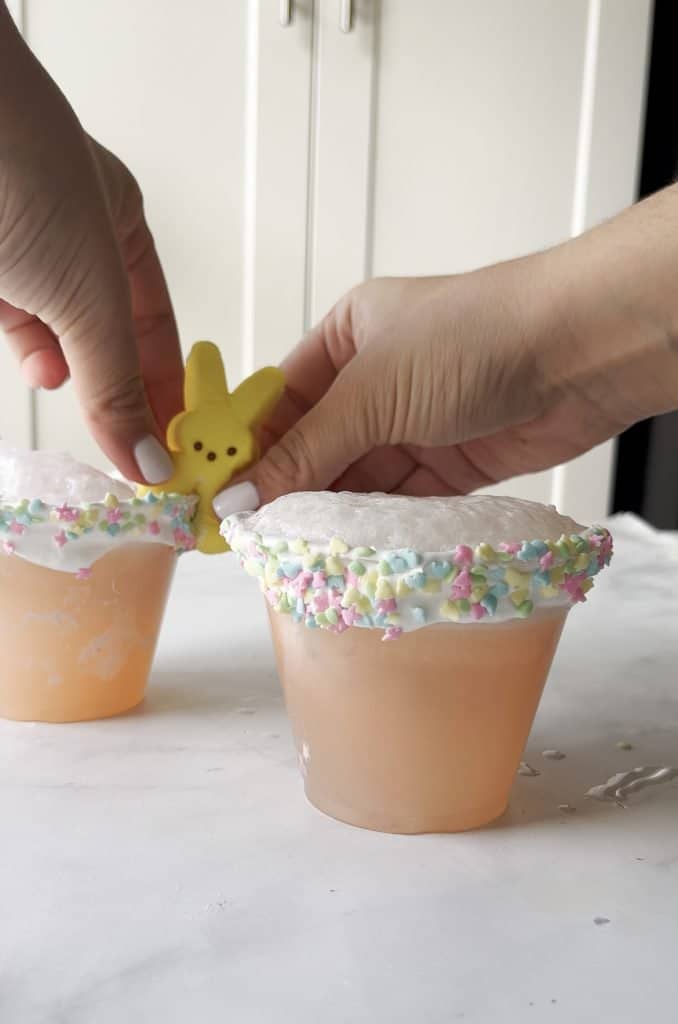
[388, 555, 408, 573]
[453, 544, 473, 566]
[375, 579, 394, 600]
[224, 521, 613, 639]
[405, 571, 427, 590]
[411, 606, 427, 626]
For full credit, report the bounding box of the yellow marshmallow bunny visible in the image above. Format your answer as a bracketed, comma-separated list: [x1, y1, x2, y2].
[139, 341, 284, 553]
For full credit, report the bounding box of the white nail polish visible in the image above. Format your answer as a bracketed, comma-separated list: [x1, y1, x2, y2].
[134, 435, 174, 484]
[213, 481, 260, 520]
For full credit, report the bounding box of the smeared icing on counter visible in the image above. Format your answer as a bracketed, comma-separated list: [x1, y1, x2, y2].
[224, 492, 613, 637]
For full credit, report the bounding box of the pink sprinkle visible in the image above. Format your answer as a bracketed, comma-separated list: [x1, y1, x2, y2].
[311, 592, 329, 614]
[264, 588, 278, 606]
[377, 598, 397, 613]
[328, 590, 344, 609]
[76, 567, 92, 581]
[561, 573, 587, 603]
[106, 508, 122, 524]
[312, 571, 327, 588]
[54, 530, 67, 548]
[453, 544, 473, 567]
[342, 607, 358, 626]
[9, 521, 25, 535]
[57, 505, 79, 523]
[334, 620, 349, 634]
[3, 541, 15, 555]
[290, 571, 313, 595]
[470, 603, 487, 620]
[345, 571, 359, 588]
[539, 551, 554, 570]
[382, 626, 403, 642]
[148, 521, 161, 536]
[173, 528, 196, 550]
[450, 568, 471, 600]
[499, 542, 521, 554]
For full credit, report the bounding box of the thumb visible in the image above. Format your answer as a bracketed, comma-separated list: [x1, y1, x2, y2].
[213, 370, 373, 519]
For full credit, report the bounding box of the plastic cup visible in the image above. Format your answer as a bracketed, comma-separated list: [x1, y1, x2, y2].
[269, 607, 567, 833]
[0, 544, 175, 723]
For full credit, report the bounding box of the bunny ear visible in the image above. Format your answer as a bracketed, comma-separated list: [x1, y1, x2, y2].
[184, 341, 229, 410]
[231, 367, 285, 427]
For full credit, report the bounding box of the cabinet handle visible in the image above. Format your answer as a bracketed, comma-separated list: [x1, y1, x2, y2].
[339, 0, 352, 32]
[279, 0, 292, 27]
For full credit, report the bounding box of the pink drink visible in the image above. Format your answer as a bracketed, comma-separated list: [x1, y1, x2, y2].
[0, 449, 195, 722]
[225, 492, 612, 834]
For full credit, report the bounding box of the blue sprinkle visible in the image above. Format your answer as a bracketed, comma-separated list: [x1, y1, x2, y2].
[296, 597, 306, 615]
[489, 581, 509, 598]
[429, 559, 452, 579]
[292, 610, 303, 623]
[106, 524, 120, 537]
[533, 570, 551, 587]
[481, 593, 498, 616]
[28, 499, 45, 515]
[587, 557, 600, 577]
[405, 571, 427, 589]
[401, 549, 421, 568]
[305, 616, 318, 628]
[280, 562, 302, 579]
[531, 540, 549, 557]
[388, 555, 408, 574]
[411, 606, 427, 626]
[145, 492, 159, 504]
[487, 566, 505, 583]
[327, 574, 345, 590]
[517, 542, 539, 561]
[358, 615, 374, 628]
[374, 612, 387, 627]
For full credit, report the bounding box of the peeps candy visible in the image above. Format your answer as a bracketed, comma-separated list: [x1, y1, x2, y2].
[140, 341, 284, 553]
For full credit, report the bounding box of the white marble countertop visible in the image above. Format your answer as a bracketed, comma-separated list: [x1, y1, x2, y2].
[1, 515, 677, 1023]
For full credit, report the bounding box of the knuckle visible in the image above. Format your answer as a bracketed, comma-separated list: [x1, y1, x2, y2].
[86, 373, 148, 427]
[261, 427, 316, 493]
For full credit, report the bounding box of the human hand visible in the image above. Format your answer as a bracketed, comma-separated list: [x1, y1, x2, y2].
[213, 184, 678, 517]
[0, 5, 180, 482]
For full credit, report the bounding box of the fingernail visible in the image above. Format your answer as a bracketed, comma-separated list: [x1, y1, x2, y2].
[134, 435, 174, 484]
[213, 481, 260, 520]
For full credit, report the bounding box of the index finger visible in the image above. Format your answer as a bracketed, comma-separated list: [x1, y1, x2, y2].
[258, 304, 357, 450]
[123, 219, 184, 435]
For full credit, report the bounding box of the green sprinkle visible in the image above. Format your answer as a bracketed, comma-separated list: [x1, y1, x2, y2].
[349, 561, 366, 576]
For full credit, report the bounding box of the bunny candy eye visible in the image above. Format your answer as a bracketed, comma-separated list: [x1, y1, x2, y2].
[193, 441, 203, 451]
[227, 446, 237, 456]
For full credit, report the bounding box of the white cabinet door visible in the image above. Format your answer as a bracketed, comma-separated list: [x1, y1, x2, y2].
[310, 0, 652, 522]
[0, 0, 312, 467]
